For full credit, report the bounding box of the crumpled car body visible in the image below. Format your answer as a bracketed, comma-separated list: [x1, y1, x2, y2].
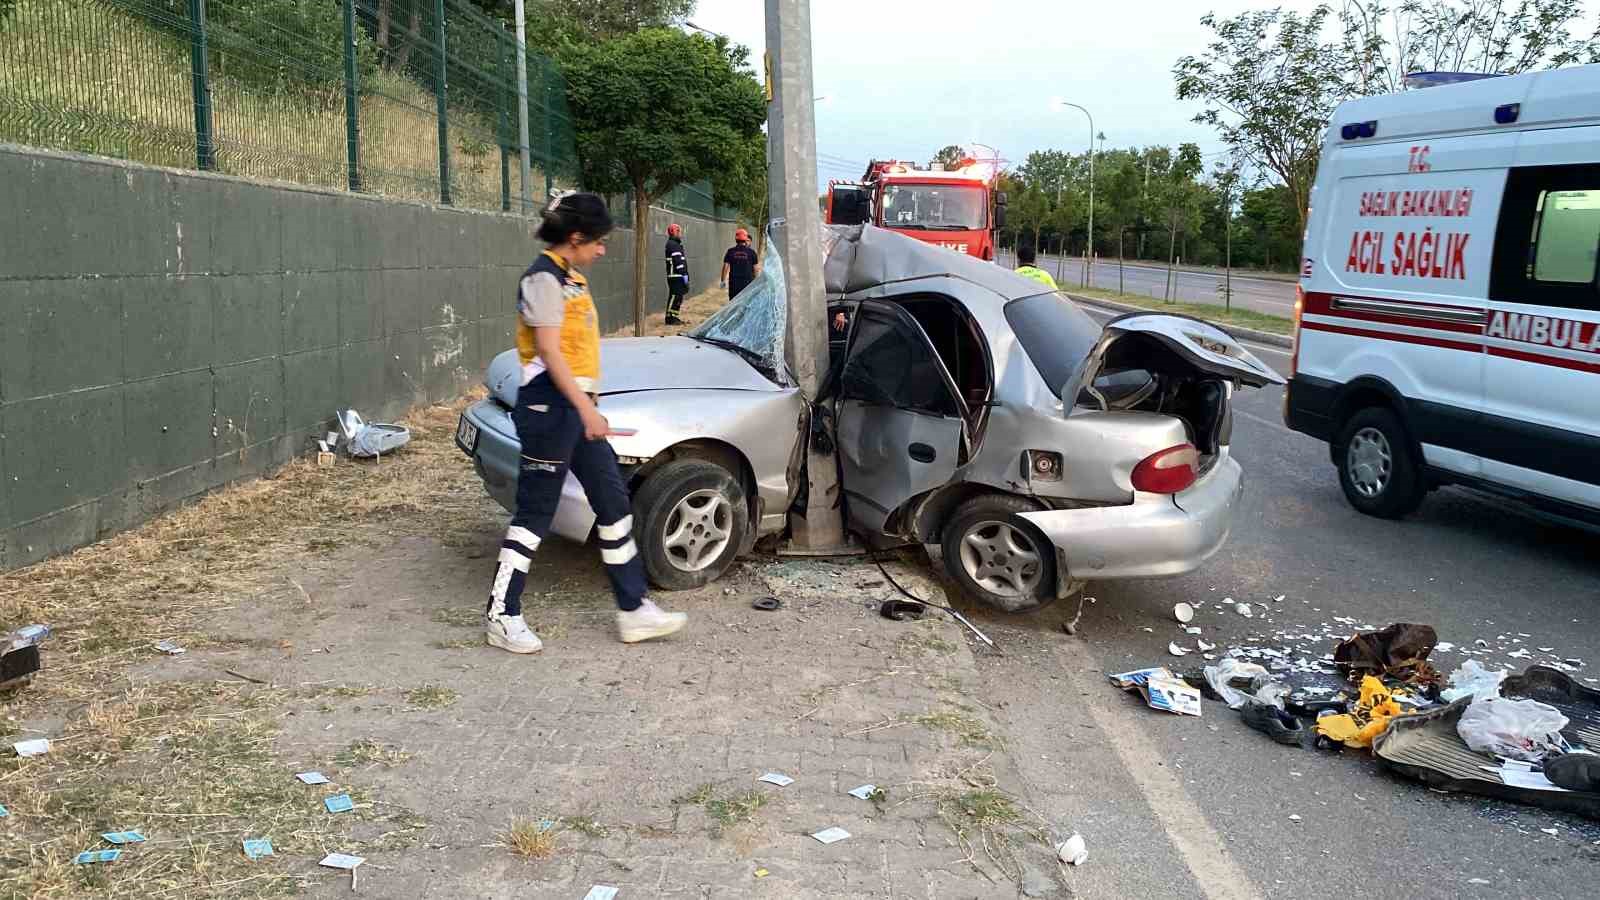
[456, 224, 1283, 610]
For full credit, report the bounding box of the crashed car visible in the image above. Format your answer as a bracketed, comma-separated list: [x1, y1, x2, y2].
[456, 225, 1283, 611]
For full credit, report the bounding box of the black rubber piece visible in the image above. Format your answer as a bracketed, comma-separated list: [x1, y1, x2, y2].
[880, 599, 926, 621]
[1545, 753, 1600, 792]
[752, 596, 782, 611]
[1240, 699, 1308, 747]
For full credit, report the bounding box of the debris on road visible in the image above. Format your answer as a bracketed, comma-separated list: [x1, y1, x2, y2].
[1201, 658, 1271, 710]
[153, 639, 185, 655]
[296, 771, 331, 785]
[1174, 603, 1195, 624]
[13, 739, 50, 757]
[1056, 833, 1088, 865]
[1441, 660, 1507, 703]
[242, 838, 274, 860]
[319, 852, 365, 869]
[847, 784, 878, 800]
[323, 794, 354, 813]
[812, 826, 851, 844]
[1168, 642, 1191, 657]
[100, 831, 146, 845]
[73, 850, 121, 865]
[751, 596, 782, 611]
[1, 624, 49, 691]
[1457, 697, 1568, 761]
[1315, 677, 1409, 749]
[1333, 623, 1440, 686]
[338, 410, 412, 459]
[758, 772, 794, 787]
[583, 887, 619, 900]
[1142, 676, 1203, 717]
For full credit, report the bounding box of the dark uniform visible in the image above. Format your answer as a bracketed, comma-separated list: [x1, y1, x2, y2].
[724, 242, 759, 300]
[664, 235, 689, 324]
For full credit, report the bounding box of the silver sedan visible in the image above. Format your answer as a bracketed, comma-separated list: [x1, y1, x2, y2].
[456, 225, 1283, 612]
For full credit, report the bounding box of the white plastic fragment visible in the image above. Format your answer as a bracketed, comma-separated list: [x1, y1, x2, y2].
[1173, 603, 1195, 624]
[13, 739, 50, 757]
[1056, 833, 1088, 866]
[1435, 642, 1456, 653]
[583, 888, 619, 900]
[1272, 595, 1286, 603]
[1288, 814, 1302, 822]
[1168, 642, 1191, 657]
[1197, 639, 1216, 652]
[1184, 626, 1203, 635]
[154, 640, 185, 655]
[758, 772, 794, 787]
[811, 827, 851, 844]
[318, 853, 364, 869]
[1541, 827, 1559, 836]
[1237, 604, 1255, 619]
[847, 784, 877, 800]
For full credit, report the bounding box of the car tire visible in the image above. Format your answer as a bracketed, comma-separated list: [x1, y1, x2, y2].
[1335, 407, 1425, 519]
[632, 459, 749, 592]
[940, 494, 1058, 613]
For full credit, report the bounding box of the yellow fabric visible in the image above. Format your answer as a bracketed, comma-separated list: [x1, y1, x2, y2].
[1314, 676, 1409, 749]
[1016, 265, 1059, 289]
[517, 250, 600, 390]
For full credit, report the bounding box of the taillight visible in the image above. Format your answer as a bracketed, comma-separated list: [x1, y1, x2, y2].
[1290, 285, 1305, 376]
[1132, 444, 1200, 494]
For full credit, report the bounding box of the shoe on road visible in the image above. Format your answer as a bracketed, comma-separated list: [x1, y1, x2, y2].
[618, 599, 688, 644]
[1545, 751, 1600, 792]
[1240, 699, 1307, 747]
[485, 613, 543, 654]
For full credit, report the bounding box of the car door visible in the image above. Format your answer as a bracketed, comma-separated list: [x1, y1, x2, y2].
[835, 300, 969, 536]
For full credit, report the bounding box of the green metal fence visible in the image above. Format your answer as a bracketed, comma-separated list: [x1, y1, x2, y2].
[0, 0, 580, 212]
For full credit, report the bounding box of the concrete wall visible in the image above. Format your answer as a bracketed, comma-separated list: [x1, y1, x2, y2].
[0, 145, 736, 569]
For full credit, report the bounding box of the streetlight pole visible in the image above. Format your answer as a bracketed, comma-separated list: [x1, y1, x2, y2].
[1056, 101, 1095, 289]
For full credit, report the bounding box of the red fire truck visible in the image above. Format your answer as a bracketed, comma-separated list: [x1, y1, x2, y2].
[825, 157, 1007, 261]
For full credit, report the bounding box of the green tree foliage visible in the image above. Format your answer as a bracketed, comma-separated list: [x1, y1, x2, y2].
[713, 130, 769, 252]
[521, 0, 694, 52]
[559, 27, 765, 331]
[162, 0, 378, 98]
[929, 144, 966, 169]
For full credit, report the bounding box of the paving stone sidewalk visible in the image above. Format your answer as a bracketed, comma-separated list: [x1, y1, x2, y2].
[180, 525, 1066, 899]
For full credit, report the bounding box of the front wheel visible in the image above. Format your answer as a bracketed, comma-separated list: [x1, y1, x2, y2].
[940, 494, 1058, 613]
[632, 459, 749, 591]
[1335, 407, 1425, 519]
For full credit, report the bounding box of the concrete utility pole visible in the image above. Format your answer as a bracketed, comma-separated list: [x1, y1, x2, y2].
[766, 0, 845, 551]
[514, 0, 532, 213]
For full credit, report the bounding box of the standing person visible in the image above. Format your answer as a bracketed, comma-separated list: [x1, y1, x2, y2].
[1013, 242, 1059, 289]
[664, 222, 689, 325]
[486, 192, 688, 654]
[720, 228, 760, 300]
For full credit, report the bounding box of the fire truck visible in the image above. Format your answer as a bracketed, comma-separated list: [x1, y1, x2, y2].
[825, 157, 1007, 261]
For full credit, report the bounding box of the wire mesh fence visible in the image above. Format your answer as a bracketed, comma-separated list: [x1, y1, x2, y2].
[0, 0, 581, 212]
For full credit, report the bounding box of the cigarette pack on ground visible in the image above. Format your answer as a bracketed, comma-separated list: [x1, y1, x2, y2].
[1109, 667, 1176, 691]
[1141, 677, 1203, 717]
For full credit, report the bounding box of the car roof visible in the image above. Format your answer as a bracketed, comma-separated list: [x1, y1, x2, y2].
[822, 224, 1050, 304]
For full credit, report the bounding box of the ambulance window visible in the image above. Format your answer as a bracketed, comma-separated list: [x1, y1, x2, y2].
[1529, 189, 1600, 284]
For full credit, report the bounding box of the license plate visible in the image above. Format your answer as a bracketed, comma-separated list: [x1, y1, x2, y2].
[455, 416, 479, 453]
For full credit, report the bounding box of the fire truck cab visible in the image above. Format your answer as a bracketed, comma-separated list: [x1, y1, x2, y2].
[827, 159, 1006, 261]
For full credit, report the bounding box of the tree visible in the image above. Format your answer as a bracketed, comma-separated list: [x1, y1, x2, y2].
[524, 0, 694, 52]
[560, 28, 765, 333]
[714, 131, 770, 254]
[929, 144, 966, 169]
[1174, 8, 1342, 236]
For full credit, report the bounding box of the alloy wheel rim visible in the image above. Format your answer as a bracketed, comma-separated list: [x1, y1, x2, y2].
[662, 489, 733, 572]
[958, 520, 1043, 597]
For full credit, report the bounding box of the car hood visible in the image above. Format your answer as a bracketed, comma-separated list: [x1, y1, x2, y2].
[485, 337, 781, 407]
[1066, 313, 1287, 405]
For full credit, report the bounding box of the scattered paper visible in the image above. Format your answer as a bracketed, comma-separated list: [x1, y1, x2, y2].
[242, 838, 274, 860]
[101, 831, 146, 845]
[758, 772, 794, 787]
[0, 805, 7, 817]
[74, 850, 121, 865]
[153, 640, 185, 655]
[1142, 677, 1202, 717]
[1056, 833, 1088, 865]
[811, 827, 851, 844]
[1109, 667, 1175, 690]
[319, 853, 365, 869]
[295, 771, 330, 785]
[323, 794, 354, 813]
[583, 887, 619, 900]
[1184, 626, 1202, 635]
[1168, 642, 1191, 657]
[847, 784, 877, 800]
[1435, 642, 1455, 653]
[13, 739, 49, 757]
[1499, 769, 1571, 793]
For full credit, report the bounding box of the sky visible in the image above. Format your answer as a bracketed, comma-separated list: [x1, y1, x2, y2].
[689, 0, 1331, 184]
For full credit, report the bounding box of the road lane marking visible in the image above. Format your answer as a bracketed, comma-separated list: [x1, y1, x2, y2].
[1053, 654, 1264, 900]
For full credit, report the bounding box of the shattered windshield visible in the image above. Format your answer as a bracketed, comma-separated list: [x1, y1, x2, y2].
[687, 226, 790, 386]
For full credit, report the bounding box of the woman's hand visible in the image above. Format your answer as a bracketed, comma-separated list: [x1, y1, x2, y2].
[580, 406, 611, 441]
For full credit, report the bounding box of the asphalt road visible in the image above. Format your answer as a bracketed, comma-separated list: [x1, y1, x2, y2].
[997, 249, 1299, 318]
[967, 303, 1600, 899]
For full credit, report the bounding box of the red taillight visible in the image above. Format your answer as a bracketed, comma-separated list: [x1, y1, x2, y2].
[1290, 285, 1305, 376]
[1132, 444, 1200, 494]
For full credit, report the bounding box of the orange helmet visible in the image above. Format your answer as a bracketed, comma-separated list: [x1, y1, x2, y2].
[667, 223, 682, 237]
[734, 228, 750, 243]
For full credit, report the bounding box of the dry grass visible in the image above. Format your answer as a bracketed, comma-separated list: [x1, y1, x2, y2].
[674, 783, 771, 837]
[0, 0, 526, 211]
[335, 739, 412, 770]
[0, 398, 486, 897]
[403, 684, 459, 710]
[501, 818, 558, 860]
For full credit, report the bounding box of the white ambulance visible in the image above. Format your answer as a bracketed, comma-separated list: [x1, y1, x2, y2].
[1286, 65, 1600, 525]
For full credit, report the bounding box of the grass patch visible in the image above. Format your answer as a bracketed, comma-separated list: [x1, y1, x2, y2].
[336, 739, 412, 769]
[502, 817, 559, 860]
[430, 637, 481, 650]
[1063, 285, 1293, 335]
[305, 683, 379, 699]
[912, 710, 997, 748]
[432, 607, 483, 628]
[675, 784, 771, 836]
[896, 632, 958, 658]
[404, 684, 459, 710]
[561, 814, 609, 839]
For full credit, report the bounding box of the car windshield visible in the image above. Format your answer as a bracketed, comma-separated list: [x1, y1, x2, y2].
[686, 230, 790, 385]
[880, 184, 985, 231]
[1002, 293, 1103, 398]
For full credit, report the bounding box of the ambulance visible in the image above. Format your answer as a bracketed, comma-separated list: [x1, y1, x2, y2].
[1286, 65, 1600, 525]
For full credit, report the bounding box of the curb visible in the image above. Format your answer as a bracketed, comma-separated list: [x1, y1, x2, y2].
[1062, 292, 1295, 350]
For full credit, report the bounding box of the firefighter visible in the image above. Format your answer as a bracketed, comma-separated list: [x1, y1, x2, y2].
[485, 192, 688, 654]
[1014, 242, 1058, 289]
[664, 222, 689, 325]
[720, 228, 760, 300]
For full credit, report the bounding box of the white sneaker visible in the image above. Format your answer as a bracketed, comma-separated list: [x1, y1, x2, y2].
[616, 599, 688, 644]
[485, 613, 543, 654]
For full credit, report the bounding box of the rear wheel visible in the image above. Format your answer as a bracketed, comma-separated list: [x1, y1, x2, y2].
[633, 459, 749, 591]
[1336, 407, 1425, 519]
[940, 494, 1058, 613]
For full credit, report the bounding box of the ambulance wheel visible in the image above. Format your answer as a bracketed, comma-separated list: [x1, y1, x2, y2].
[633, 459, 748, 591]
[1336, 407, 1425, 519]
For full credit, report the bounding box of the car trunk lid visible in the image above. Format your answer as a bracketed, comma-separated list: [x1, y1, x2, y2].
[1064, 313, 1286, 405]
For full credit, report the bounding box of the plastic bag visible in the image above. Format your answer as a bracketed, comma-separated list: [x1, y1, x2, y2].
[1456, 697, 1569, 761]
[337, 411, 411, 459]
[1440, 659, 1508, 703]
[1203, 658, 1271, 710]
